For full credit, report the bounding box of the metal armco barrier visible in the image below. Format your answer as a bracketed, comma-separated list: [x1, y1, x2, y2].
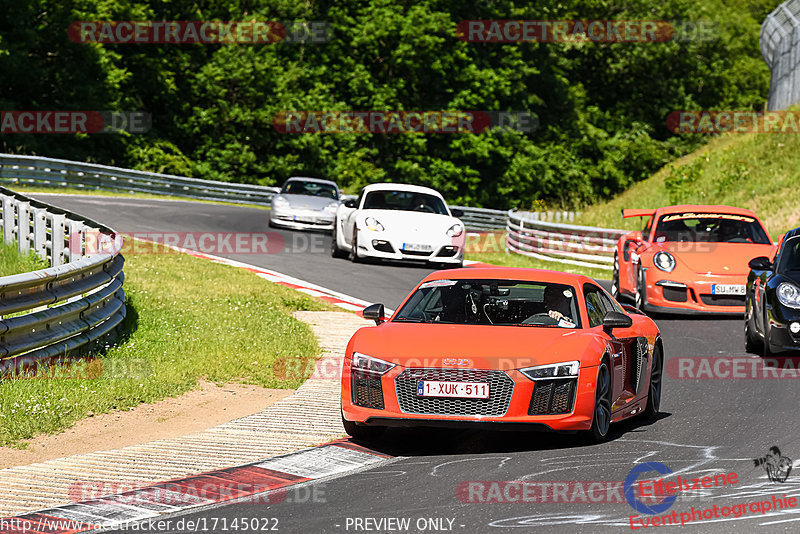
[0, 186, 125, 378]
[0, 153, 280, 205]
[450, 206, 508, 231]
[762, 0, 800, 110]
[506, 210, 626, 270]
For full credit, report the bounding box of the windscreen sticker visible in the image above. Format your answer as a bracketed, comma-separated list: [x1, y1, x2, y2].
[662, 213, 755, 223]
[558, 318, 577, 328]
[420, 280, 457, 289]
[563, 289, 573, 298]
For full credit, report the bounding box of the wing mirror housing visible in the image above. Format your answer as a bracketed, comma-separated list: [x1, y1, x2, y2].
[362, 303, 386, 325]
[748, 256, 773, 271]
[343, 199, 357, 208]
[602, 311, 632, 335]
[450, 208, 464, 218]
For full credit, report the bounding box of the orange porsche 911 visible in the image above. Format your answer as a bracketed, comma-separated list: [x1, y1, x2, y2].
[340, 268, 663, 443]
[613, 205, 776, 315]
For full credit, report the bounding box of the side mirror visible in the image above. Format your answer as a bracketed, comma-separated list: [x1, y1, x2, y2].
[451, 208, 464, 218]
[602, 311, 632, 335]
[343, 199, 357, 208]
[748, 256, 773, 271]
[362, 303, 386, 325]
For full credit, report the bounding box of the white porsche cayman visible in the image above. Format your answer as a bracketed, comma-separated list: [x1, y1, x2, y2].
[331, 183, 465, 267]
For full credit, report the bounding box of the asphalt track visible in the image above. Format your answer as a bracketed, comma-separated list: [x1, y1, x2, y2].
[34, 194, 800, 533]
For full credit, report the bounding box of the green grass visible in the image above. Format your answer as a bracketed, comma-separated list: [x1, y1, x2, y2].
[0, 241, 49, 277]
[464, 232, 611, 279]
[574, 130, 800, 237]
[0, 245, 334, 447]
[5, 184, 271, 211]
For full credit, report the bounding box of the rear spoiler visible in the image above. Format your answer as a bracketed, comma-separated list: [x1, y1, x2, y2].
[621, 209, 656, 219]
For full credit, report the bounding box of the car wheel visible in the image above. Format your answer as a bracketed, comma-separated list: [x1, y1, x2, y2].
[611, 252, 621, 300]
[349, 227, 361, 263]
[763, 310, 776, 357]
[341, 413, 385, 442]
[640, 344, 662, 421]
[744, 299, 762, 354]
[331, 224, 346, 258]
[634, 273, 646, 312]
[584, 359, 612, 443]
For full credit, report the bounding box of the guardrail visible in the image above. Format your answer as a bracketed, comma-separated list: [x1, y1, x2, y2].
[761, 0, 800, 110]
[0, 153, 280, 206]
[0, 186, 125, 378]
[505, 210, 627, 270]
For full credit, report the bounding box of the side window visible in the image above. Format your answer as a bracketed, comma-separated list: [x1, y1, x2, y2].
[584, 285, 606, 328]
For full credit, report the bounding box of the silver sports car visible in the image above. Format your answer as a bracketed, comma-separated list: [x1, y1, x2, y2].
[269, 177, 341, 231]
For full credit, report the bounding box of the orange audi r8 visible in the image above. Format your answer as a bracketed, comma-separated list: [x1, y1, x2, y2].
[613, 205, 775, 315]
[340, 268, 663, 443]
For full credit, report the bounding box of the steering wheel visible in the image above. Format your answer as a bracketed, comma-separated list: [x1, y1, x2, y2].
[522, 313, 558, 326]
[415, 203, 435, 213]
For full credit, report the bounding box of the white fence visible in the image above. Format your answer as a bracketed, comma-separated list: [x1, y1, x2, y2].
[762, 0, 800, 110]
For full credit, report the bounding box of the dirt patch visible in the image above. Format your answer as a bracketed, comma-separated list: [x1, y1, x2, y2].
[0, 380, 293, 469]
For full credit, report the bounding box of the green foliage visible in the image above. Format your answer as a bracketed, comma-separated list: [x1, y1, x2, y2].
[0, 0, 773, 208]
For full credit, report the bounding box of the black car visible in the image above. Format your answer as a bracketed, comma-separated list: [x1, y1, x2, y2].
[745, 227, 800, 355]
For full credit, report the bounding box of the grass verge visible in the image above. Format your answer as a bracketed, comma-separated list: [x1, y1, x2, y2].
[0, 241, 49, 277]
[0, 244, 334, 447]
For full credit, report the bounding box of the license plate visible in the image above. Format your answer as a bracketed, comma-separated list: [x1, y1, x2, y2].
[402, 243, 433, 252]
[293, 215, 315, 223]
[712, 284, 745, 295]
[416, 380, 490, 399]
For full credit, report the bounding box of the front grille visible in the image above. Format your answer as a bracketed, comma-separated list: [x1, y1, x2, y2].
[700, 294, 745, 307]
[528, 378, 577, 415]
[371, 240, 395, 253]
[662, 286, 687, 302]
[400, 249, 432, 257]
[395, 368, 514, 416]
[435, 246, 459, 257]
[352, 372, 385, 409]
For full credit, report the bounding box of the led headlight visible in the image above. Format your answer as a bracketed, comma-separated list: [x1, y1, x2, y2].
[364, 217, 385, 232]
[654, 251, 676, 272]
[446, 223, 464, 237]
[520, 361, 580, 380]
[777, 282, 800, 309]
[273, 195, 289, 208]
[351, 352, 395, 375]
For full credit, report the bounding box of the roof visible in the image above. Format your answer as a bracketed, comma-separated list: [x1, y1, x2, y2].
[654, 204, 759, 217]
[285, 176, 339, 187]
[420, 267, 594, 287]
[361, 182, 444, 197]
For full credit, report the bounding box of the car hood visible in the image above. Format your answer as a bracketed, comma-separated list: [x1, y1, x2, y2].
[350, 322, 603, 370]
[359, 209, 459, 232]
[653, 242, 775, 275]
[279, 194, 337, 210]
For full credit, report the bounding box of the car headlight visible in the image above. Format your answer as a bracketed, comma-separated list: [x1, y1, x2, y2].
[654, 251, 676, 272]
[273, 195, 289, 208]
[351, 352, 395, 375]
[365, 217, 385, 232]
[777, 282, 800, 309]
[520, 361, 580, 380]
[446, 223, 464, 237]
[324, 202, 339, 214]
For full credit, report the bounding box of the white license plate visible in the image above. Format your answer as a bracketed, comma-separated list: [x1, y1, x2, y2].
[712, 284, 745, 295]
[293, 215, 316, 223]
[402, 243, 433, 252]
[416, 380, 490, 399]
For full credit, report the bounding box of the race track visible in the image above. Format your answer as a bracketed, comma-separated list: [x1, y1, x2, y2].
[35, 194, 800, 533]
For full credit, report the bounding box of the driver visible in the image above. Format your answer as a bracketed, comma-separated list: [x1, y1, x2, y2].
[543, 285, 576, 327]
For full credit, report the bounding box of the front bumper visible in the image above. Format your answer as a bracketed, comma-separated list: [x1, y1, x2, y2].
[643, 273, 747, 314]
[356, 230, 463, 263]
[270, 208, 335, 231]
[767, 306, 800, 352]
[341, 364, 598, 432]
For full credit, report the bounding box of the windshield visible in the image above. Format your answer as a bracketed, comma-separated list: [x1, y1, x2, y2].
[363, 190, 448, 215]
[777, 235, 800, 273]
[393, 279, 581, 328]
[653, 212, 770, 244]
[282, 180, 339, 199]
